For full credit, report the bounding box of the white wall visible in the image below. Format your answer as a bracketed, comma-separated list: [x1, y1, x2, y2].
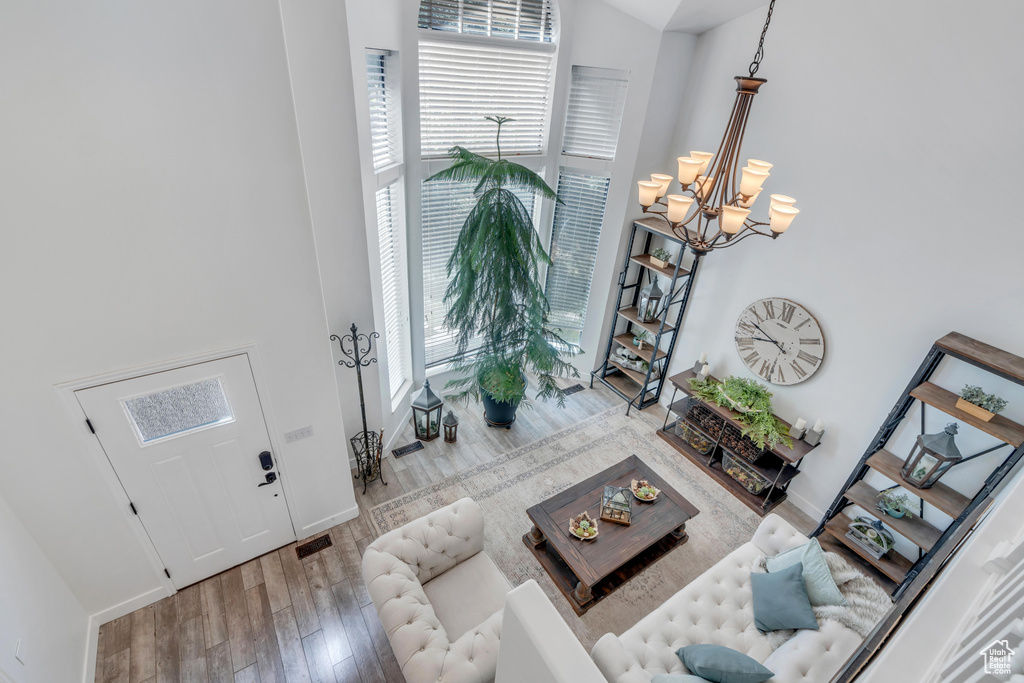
[0, 0, 354, 637]
[635, 0, 1024, 519]
[0, 493, 88, 683]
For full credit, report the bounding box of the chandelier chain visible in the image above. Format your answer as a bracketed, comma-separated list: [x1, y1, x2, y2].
[748, 0, 776, 77]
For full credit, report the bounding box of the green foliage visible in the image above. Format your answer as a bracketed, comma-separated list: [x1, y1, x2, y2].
[651, 247, 672, 262]
[687, 375, 793, 450]
[876, 489, 915, 518]
[960, 384, 1009, 414]
[427, 116, 578, 409]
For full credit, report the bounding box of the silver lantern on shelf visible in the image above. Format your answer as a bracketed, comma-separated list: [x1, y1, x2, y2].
[638, 278, 664, 323]
[901, 423, 962, 489]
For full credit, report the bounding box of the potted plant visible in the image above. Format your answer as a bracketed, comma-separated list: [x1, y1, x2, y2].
[876, 489, 915, 519]
[425, 116, 578, 428]
[649, 247, 672, 269]
[956, 384, 1008, 423]
[687, 375, 792, 450]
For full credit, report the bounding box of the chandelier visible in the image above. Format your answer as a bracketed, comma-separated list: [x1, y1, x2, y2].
[637, 0, 797, 254]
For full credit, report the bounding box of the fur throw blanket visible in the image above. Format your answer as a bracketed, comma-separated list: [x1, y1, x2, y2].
[754, 551, 893, 650]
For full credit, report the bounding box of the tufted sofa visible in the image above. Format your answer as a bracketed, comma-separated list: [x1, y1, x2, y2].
[589, 514, 865, 683]
[362, 497, 511, 683]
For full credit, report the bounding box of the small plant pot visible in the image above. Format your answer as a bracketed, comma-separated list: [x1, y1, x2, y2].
[883, 504, 905, 519]
[956, 397, 996, 422]
[649, 255, 670, 269]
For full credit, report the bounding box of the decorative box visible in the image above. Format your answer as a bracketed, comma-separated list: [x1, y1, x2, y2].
[719, 424, 766, 464]
[673, 419, 716, 456]
[721, 451, 771, 495]
[846, 516, 895, 560]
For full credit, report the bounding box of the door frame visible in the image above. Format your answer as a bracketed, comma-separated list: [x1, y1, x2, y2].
[55, 343, 299, 598]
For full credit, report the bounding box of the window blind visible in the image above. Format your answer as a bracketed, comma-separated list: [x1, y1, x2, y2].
[562, 66, 629, 160]
[421, 179, 537, 366]
[375, 183, 413, 398]
[366, 49, 400, 171]
[544, 169, 611, 345]
[418, 40, 553, 159]
[418, 0, 554, 43]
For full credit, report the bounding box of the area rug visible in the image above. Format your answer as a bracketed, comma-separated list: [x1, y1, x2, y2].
[367, 405, 761, 650]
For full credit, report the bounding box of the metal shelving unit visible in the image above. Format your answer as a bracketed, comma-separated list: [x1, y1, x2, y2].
[590, 217, 701, 413]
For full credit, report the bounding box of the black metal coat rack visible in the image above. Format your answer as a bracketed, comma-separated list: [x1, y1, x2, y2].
[331, 323, 386, 494]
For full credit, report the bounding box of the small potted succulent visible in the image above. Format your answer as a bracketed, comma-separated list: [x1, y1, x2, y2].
[569, 511, 599, 540]
[956, 384, 1008, 423]
[876, 489, 915, 519]
[631, 478, 660, 502]
[649, 247, 672, 269]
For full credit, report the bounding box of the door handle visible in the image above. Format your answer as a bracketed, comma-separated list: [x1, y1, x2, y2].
[258, 472, 278, 487]
[259, 451, 274, 471]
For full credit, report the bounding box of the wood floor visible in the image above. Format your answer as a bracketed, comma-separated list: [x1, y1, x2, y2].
[93, 378, 813, 683]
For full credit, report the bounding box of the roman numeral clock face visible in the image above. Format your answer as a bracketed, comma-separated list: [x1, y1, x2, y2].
[734, 298, 825, 385]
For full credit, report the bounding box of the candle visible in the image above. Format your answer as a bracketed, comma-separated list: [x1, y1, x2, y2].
[700, 364, 710, 378]
[812, 419, 826, 433]
[699, 351, 708, 364]
[794, 418, 807, 431]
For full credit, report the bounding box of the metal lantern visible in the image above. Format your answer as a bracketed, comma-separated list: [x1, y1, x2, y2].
[411, 380, 443, 442]
[442, 410, 459, 443]
[600, 485, 632, 525]
[901, 423, 962, 489]
[638, 278, 664, 323]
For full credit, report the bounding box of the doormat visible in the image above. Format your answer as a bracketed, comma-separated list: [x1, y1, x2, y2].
[392, 441, 424, 458]
[295, 534, 332, 560]
[563, 383, 585, 396]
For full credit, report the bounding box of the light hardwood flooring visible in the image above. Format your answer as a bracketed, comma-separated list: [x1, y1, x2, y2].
[93, 379, 813, 683]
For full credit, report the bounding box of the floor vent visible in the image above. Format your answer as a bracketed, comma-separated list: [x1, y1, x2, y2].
[563, 383, 586, 396]
[392, 441, 424, 458]
[295, 535, 332, 560]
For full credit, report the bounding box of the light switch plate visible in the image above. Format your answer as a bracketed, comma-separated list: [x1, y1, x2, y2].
[284, 425, 314, 443]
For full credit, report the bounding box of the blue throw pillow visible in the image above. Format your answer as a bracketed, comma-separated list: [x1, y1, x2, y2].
[676, 644, 773, 683]
[751, 561, 819, 632]
[765, 538, 846, 606]
[652, 675, 709, 683]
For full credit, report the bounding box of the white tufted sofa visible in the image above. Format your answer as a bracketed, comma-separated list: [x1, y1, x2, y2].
[589, 514, 865, 683]
[362, 497, 511, 683]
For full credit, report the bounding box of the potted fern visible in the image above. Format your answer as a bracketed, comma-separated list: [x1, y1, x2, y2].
[425, 116, 578, 428]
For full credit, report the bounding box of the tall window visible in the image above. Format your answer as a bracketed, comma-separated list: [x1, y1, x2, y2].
[418, 1, 555, 367]
[366, 49, 412, 399]
[544, 66, 628, 346]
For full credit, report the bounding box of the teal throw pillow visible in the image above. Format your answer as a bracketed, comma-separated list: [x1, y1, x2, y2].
[676, 644, 773, 683]
[652, 676, 710, 683]
[751, 561, 819, 632]
[765, 538, 846, 606]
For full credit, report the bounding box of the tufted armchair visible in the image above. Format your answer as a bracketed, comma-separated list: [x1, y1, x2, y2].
[362, 497, 512, 683]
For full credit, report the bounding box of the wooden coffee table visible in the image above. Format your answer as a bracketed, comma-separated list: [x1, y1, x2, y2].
[522, 454, 699, 615]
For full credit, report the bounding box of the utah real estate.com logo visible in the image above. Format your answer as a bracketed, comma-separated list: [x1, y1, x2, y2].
[981, 639, 1014, 675]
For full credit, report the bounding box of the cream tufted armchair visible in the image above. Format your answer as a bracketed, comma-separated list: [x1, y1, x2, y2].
[362, 497, 512, 683]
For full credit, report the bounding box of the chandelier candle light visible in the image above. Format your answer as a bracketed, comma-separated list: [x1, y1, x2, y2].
[637, 0, 798, 253]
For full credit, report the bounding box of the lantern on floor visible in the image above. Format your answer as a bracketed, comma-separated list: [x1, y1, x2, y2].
[443, 410, 459, 443]
[638, 278, 664, 323]
[411, 380, 443, 442]
[600, 485, 632, 525]
[900, 423, 962, 489]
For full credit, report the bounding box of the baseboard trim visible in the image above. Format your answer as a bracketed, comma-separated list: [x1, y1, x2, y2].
[299, 503, 360, 538]
[785, 489, 825, 523]
[84, 585, 170, 683]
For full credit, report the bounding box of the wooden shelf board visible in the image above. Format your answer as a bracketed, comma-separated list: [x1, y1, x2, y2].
[844, 481, 942, 551]
[617, 306, 675, 335]
[613, 334, 667, 364]
[629, 254, 689, 279]
[817, 533, 898, 595]
[910, 382, 1024, 447]
[823, 512, 914, 584]
[866, 449, 970, 519]
[936, 331, 1024, 385]
[668, 370, 816, 463]
[633, 215, 698, 245]
[657, 428, 787, 517]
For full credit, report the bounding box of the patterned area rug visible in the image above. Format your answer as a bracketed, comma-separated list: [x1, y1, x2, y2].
[367, 406, 761, 650]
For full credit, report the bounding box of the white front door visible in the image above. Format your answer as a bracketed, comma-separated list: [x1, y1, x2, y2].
[76, 354, 294, 588]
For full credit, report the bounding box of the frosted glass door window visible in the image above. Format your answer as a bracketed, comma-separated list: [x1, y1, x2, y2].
[124, 378, 234, 443]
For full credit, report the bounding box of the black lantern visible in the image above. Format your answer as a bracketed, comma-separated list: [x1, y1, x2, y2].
[411, 380, 443, 442]
[600, 485, 632, 525]
[443, 410, 459, 443]
[901, 423, 962, 489]
[638, 278, 664, 323]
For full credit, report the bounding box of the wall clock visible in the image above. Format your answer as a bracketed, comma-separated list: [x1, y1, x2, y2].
[734, 297, 825, 386]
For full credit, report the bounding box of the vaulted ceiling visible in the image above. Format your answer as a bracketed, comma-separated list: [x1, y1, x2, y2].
[599, 0, 770, 34]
